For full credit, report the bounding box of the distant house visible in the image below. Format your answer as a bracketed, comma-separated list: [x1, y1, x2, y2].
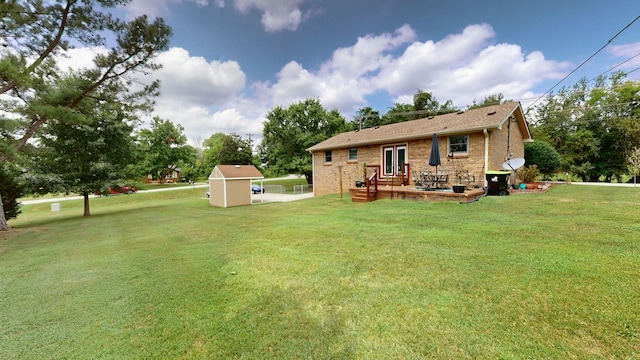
[307, 102, 532, 197]
[208, 165, 264, 208]
[144, 165, 181, 183]
[163, 166, 181, 183]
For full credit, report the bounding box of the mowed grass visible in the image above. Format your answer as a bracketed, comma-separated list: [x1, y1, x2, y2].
[1, 186, 639, 359]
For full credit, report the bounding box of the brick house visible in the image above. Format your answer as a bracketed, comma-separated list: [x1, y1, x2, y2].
[307, 102, 532, 197]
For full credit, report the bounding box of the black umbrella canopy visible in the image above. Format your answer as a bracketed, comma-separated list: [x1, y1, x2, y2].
[429, 133, 441, 168]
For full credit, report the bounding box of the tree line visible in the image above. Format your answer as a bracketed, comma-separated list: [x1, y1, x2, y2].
[527, 72, 640, 182]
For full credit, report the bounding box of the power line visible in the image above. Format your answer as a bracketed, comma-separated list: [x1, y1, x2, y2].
[528, 15, 640, 109]
[626, 66, 640, 76]
[525, 100, 640, 123]
[590, 51, 640, 82]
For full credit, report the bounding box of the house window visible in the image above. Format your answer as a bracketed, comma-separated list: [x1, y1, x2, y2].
[448, 135, 468, 155]
[324, 150, 332, 163]
[348, 148, 358, 161]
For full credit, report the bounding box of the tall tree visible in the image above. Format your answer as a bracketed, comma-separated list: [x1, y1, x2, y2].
[382, 103, 416, 124]
[202, 132, 227, 174]
[413, 89, 440, 114]
[381, 90, 457, 124]
[0, 1, 171, 157]
[218, 133, 253, 165]
[0, 0, 172, 230]
[351, 107, 381, 130]
[138, 117, 196, 183]
[261, 98, 348, 184]
[29, 89, 137, 216]
[468, 93, 506, 109]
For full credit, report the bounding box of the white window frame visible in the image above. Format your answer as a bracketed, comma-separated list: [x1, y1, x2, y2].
[448, 135, 469, 156]
[324, 150, 332, 164]
[348, 147, 358, 161]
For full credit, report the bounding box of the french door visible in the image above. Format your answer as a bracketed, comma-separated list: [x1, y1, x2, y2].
[383, 145, 407, 176]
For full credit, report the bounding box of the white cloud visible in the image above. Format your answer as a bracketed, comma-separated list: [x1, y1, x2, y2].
[233, 0, 307, 32]
[123, 0, 309, 32]
[255, 25, 417, 112]
[320, 24, 416, 80]
[55, 47, 246, 107]
[150, 103, 265, 145]
[52, 45, 252, 145]
[56, 47, 109, 71]
[121, 0, 310, 32]
[154, 47, 246, 106]
[373, 24, 497, 96]
[269, 61, 322, 105]
[608, 42, 640, 75]
[142, 47, 253, 144]
[258, 23, 571, 117]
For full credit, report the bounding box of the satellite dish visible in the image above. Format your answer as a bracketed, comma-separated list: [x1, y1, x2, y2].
[502, 158, 525, 171]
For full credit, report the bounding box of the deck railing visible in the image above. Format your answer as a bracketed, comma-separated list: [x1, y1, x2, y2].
[399, 163, 410, 185]
[366, 166, 379, 201]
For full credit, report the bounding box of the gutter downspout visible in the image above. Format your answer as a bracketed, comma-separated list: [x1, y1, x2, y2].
[483, 129, 489, 187]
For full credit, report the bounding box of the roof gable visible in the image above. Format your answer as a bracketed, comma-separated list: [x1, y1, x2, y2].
[209, 165, 264, 179]
[307, 102, 531, 152]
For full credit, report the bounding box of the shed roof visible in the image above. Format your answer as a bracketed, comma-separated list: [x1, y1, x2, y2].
[307, 102, 531, 152]
[209, 165, 264, 180]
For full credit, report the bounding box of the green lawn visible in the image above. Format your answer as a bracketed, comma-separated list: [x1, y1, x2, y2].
[1, 186, 639, 359]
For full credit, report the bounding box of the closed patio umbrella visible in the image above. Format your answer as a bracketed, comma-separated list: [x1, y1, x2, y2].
[429, 133, 442, 188]
[429, 133, 441, 172]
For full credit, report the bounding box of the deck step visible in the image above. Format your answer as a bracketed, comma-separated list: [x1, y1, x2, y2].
[350, 188, 375, 202]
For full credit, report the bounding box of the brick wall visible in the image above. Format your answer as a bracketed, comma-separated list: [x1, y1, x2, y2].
[312, 125, 527, 196]
[488, 122, 525, 171]
[312, 147, 379, 196]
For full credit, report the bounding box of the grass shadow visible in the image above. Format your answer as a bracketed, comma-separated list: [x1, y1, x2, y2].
[206, 282, 355, 358]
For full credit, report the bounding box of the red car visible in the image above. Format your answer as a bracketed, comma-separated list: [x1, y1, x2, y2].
[95, 186, 138, 196]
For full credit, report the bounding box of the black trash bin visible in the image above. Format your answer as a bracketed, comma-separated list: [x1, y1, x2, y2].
[485, 171, 510, 196]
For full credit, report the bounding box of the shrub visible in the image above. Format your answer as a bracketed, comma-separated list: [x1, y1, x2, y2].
[524, 141, 562, 177]
[517, 165, 539, 183]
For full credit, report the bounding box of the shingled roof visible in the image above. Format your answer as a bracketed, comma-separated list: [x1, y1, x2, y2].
[307, 102, 531, 152]
[209, 165, 264, 179]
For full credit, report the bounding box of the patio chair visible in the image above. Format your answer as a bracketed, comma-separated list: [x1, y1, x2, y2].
[456, 170, 476, 187]
[412, 170, 422, 186]
[435, 170, 449, 189]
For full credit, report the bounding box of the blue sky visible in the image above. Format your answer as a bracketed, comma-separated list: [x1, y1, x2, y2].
[63, 0, 640, 144]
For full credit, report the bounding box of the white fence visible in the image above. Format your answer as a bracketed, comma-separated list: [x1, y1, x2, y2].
[263, 185, 284, 194]
[262, 184, 313, 194]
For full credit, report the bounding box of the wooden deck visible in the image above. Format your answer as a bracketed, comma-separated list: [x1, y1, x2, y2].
[350, 185, 486, 203]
